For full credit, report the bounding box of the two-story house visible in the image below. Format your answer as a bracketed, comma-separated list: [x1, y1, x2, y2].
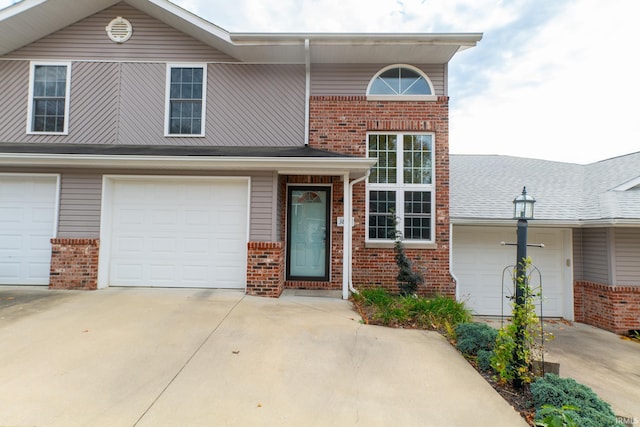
[0, 0, 481, 300]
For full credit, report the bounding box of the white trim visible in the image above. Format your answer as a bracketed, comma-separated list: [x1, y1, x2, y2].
[26, 61, 72, 135]
[365, 132, 436, 244]
[98, 174, 251, 289]
[164, 63, 207, 137]
[366, 64, 436, 100]
[612, 175, 640, 191]
[304, 39, 311, 146]
[0, 152, 375, 179]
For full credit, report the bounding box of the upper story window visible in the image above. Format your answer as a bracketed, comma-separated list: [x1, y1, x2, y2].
[367, 65, 436, 101]
[27, 62, 71, 134]
[367, 133, 435, 244]
[165, 64, 206, 136]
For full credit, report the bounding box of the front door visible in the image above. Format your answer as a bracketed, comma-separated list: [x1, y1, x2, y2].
[286, 186, 331, 281]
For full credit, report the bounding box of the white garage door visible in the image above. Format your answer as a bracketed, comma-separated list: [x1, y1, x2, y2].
[0, 175, 58, 285]
[104, 177, 248, 288]
[453, 226, 570, 318]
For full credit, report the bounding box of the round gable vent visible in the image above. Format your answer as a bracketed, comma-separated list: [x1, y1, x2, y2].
[106, 17, 133, 43]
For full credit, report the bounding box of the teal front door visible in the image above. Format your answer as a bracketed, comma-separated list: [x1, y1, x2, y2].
[286, 186, 331, 281]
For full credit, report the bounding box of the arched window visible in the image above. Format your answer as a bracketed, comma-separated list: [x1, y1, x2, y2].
[367, 65, 435, 100]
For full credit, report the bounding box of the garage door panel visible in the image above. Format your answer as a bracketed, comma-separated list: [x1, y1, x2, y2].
[0, 175, 57, 285]
[454, 226, 567, 317]
[107, 178, 248, 289]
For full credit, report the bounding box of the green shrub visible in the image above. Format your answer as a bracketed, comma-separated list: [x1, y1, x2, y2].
[359, 288, 394, 307]
[476, 349, 494, 372]
[531, 374, 618, 427]
[454, 322, 498, 356]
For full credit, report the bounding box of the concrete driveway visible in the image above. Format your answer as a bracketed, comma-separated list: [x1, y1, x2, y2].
[0, 286, 527, 427]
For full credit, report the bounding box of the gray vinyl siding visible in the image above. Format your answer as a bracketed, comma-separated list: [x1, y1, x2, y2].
[0, 60, 28, 139]
[311, 63, 446, 96]
[0, 60, 306, 146]
[206, 64, 305, 147]
[58, 174, 102, 238]
[3, 3, 236, 63]
[250, 172, 278, 242]
[613, 228, 640, 286]
[581, 228, 611, 284]
[572, 228, 584, 281]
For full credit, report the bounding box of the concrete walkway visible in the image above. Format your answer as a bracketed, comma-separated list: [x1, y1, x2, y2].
[544, 321, 640, 420]
[0, 287, 526, 427]
[479, 317, 640, 422]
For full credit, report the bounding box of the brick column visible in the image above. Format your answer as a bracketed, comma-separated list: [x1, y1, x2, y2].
[246, 242, 284, 297]
[49, 238, 100, 290]
[574, 280, 640, 334]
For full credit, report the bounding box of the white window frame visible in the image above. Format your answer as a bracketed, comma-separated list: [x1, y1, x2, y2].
[164, 63, 207, 137]
[366, 64, 437, 102]
[365, 132, 436, 247]
[27, 61, 72, 135]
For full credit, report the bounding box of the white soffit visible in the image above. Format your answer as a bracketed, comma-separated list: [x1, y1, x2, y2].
[0, 153, 376, 179]
[0, 0, 482, 63]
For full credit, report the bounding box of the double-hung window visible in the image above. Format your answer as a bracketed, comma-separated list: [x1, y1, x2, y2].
[367, 133, 434, 243]
[165, 64, 206, 136]
[28, 62, 71, 134]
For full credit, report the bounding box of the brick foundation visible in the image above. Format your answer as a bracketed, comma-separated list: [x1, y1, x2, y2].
[49, 238, 100, 290]
[246, 242, 284, 297]
[574, 280, 640, 334]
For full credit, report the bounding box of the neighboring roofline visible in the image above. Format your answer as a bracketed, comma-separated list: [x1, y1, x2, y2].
[451, 218, 640, 227]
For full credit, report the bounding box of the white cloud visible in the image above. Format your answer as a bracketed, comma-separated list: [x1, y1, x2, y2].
[450, 0, 640, 163]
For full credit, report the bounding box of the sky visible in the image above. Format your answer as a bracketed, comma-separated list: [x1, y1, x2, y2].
[2, 0, 639, 164]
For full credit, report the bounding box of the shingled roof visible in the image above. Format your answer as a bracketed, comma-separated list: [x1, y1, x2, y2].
[450, 152, 640, 226]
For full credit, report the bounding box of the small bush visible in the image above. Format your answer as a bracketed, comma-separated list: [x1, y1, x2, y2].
[352, 288, 471, 330]
[531, 373, 617, 427]
[359, 288, 394, 307]
[476, 349, 494, 372]
[454, 322, 498, 356]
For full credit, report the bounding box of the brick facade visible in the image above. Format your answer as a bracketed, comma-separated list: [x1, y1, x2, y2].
[246, 241, 285, 297]
[574, 280, 640, 334]
[49, 238, 100, 290]
[305, 95, 454, 296]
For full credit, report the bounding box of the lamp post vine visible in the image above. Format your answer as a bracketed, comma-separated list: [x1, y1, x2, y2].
[512, 186, 535, 388]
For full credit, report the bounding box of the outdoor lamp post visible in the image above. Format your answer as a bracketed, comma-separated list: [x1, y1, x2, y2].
[512, 186, 535, 388]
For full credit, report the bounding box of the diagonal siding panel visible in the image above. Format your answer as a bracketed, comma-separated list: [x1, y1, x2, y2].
[0, 60, 29, 142]
[207, 64, 305, 146]
[117, 62, 166, 145]
[68, 62, 120, 144]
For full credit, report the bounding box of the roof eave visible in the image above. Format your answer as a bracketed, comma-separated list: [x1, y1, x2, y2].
[0, 152, 376, 179]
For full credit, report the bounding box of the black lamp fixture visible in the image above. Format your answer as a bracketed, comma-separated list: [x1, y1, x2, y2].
[513, 186, 535, 220]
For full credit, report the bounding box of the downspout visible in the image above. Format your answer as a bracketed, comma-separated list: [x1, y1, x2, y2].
[450, 223, 459, 300]
[304, 38, 310, 146]
[343, 171, 370, 299]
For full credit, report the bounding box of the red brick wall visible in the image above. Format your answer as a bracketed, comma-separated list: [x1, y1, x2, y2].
[246, 241, 284, 297]
[49, 238, 99, 290]
[574, 280, 640, 334]
[307, 96, 453, 296]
